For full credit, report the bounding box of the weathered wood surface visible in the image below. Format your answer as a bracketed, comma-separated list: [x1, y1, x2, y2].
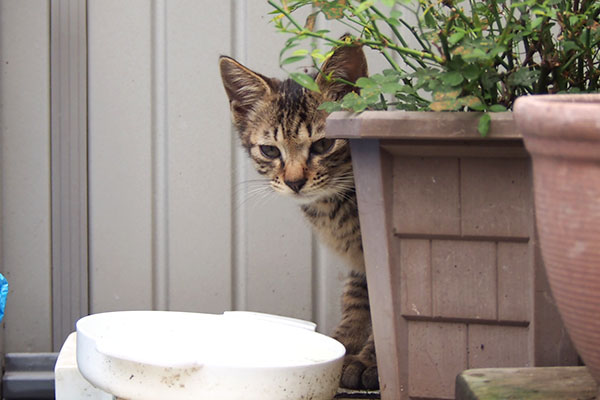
[327, 111, 518, 140]
[456, 367, 598, 400]
[332, 115, 577, 400]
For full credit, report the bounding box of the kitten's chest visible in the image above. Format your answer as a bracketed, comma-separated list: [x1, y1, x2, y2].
[301, 194, 364, 271]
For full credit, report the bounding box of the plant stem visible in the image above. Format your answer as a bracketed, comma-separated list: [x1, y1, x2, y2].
[360, 39, 444, 63]
[268, 0, 303, 31]
[278, 26, 345, 47]
[398, 18, 431, 51]
[439, 32, 452, 62]
[489, 0, 504, 37]
[381, 49, 403, 72]
[364, 9, 421, 71]
[370, 6, 428, 68]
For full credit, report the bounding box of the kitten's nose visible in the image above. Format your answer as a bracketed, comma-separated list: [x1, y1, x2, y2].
[285, 178, 307, 193]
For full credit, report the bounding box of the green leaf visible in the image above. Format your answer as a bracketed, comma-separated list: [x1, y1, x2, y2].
[469, 102, 486, 111]
[289, 72, 320, 93]
[531, 16, 544, 29]
[281, 55, 307, 65]
[386, 17, 401, 26]
[423, 10, 436, 29]
[314, 0, 347, 20]
[382, 68, 399, 77]
[489, 45, 507, 58]
[292, 49, 309, 56]
[430, 89, 462, 111]
[569, 15, 580, 26]
[318, 101, 343, 113]
[356, 77, 376, 88]
[508, 68, 539, 87]
[390, 9, 403, 19]
[448, 31, 465, 45]
[441, 71, 464, 86]
[461, 47, 489, 61]
[310, 48, 327, 62]
[354, 0, 374, 14]
[429, 99, 462, 111]
[489, 104, 507, 112]
[361, 88, 381, 103]
[478, 113, 491, 137]
[462, 64, 480, 81]
[381, 82, 403, 94]
[481, 70, 500, 89]
[460, 96, 484, 110]
[562, 41, 580, 52]
[341, 92, 368, 112]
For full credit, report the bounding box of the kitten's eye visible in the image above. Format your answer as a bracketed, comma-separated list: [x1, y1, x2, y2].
[259, 145, 281, 159]
[310, 138, 335, 155]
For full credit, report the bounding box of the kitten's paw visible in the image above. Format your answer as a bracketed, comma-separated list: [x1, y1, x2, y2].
[361, 365, 379, 390]
[340, 355, 379, 390]
[340, 356, 365, 389]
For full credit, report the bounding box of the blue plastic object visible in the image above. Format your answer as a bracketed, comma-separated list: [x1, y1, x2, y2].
[0, 273, 8, 322]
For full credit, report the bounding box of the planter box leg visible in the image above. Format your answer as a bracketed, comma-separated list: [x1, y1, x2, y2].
[351, 139, 408, 400]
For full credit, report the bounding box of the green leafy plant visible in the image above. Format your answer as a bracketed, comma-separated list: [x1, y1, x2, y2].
[268, 0, 600, 135]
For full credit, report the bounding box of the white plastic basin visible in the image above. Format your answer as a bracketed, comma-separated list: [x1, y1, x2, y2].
[76, 311, 345, 400]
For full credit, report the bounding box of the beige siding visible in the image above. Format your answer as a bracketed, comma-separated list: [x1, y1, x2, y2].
[0, 0, 53, 352]
[166, 0, 233, 313]
[87, 0, 154, 312]
[85, 1, 349, 335]
[1, 1, 371, 352]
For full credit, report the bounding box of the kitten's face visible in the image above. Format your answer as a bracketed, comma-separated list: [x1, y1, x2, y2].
[220, 46, 367, 203]
[235, 80, 353, 202]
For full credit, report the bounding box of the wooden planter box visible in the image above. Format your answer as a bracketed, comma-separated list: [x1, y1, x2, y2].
[327, 111, 578, 400]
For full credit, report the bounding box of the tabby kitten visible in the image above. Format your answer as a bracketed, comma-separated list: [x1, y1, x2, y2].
[219, 45, 378, 390]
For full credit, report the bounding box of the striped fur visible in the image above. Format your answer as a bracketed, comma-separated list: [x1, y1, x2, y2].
[219, 45, 378, 390]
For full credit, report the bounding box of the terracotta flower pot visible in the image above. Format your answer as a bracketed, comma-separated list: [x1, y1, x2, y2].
[514, 93, 600, 386]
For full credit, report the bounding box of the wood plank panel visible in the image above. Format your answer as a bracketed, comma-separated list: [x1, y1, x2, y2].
[468, 325, 530, 369]
[399, 239, 432, 317]
[461, 158, 532, 239]
[498, 242, 531, 322]
[432, 241, 497, 320]
[408, 321, 467, 399]
[393, 157, 460, 236]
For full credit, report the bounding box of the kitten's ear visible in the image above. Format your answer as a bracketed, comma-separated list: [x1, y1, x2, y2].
[316, 44, 368, 101]
[219, 56, 274, 123]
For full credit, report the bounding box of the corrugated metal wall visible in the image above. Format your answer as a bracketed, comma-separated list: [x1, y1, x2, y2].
[0, 0, 53, 353]
[1, 0, 355, 353]
[86, 0, 350, 329]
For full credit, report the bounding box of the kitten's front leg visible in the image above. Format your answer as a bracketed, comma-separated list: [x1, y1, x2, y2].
[343, 333, 378, 390]
[333, 271, 379, 390]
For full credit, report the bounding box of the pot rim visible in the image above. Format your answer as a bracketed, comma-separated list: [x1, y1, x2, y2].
[514, 93, 600, 143]
[516, 93, 600, 104]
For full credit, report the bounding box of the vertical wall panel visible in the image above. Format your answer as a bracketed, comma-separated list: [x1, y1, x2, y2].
[50, 0, 89, 351]
[314, 245, 347, 335]
[230, 0, 249, 314]
[0, 1, 367, 350]
[166, 0, 233, 313]
[0, 0, 53, 352]
[244, 3, 314, 321]
[88, 0, 153, 312]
